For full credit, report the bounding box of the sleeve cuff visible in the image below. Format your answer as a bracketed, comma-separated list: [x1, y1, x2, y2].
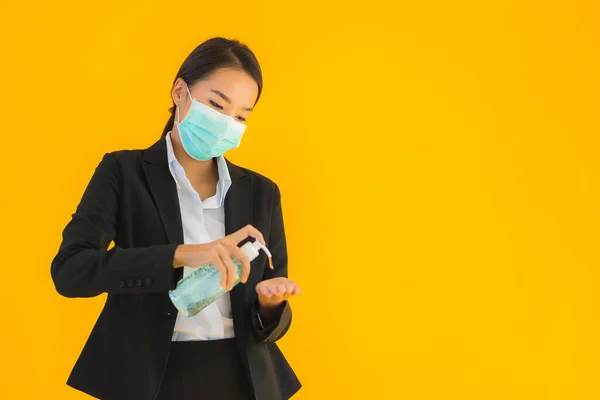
[253, 301, 285, 335]
[256, 310, 278, 332]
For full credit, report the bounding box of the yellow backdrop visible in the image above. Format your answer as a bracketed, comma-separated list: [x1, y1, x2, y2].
[1, 0, 599, 399]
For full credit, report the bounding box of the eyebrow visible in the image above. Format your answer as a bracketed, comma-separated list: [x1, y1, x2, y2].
[211, 89, 253, 112]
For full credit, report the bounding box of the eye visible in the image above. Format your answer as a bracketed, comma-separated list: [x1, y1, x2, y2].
[209, 100, 223, 110]
[236, 116, 247, 122]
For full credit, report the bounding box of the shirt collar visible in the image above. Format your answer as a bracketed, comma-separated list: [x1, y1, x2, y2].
[165, 132, 232, 206]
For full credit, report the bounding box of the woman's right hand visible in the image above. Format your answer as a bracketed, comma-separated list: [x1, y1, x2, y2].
[172, 224, 266, 291]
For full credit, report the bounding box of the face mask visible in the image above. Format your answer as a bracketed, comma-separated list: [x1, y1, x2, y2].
[175, 86, 247, 161]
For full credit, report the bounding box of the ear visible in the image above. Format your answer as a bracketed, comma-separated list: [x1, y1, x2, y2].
[171, 78, 188, 106]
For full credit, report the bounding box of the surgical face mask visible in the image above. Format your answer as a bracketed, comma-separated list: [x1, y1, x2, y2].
[175, 85, 247, 161]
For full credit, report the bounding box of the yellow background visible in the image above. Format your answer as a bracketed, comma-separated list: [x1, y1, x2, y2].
[1, 0, 599, 399]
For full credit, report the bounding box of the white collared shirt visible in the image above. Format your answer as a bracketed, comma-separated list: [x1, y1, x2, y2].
[166, 132, 235, 341]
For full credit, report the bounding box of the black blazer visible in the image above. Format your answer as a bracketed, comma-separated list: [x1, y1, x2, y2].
[51, 138, 301, 400]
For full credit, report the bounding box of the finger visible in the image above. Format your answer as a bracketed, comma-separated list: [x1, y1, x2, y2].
[223, 241, 250, 284]
[227, 224, 266, 246]
[288, 281, 301, 295]
[268, 285, 281, 296]
[284, 282, 295, 293]
[215, 244, 237, 291]
[257, 285, 273, 298]
[209, 249, 228, 289]
[277, 284, 287, 295]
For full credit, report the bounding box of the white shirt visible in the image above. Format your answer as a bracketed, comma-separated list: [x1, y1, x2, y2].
[166, 132, 235, 341]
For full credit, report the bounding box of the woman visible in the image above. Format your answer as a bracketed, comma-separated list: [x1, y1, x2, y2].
[51, 37, 301, 400]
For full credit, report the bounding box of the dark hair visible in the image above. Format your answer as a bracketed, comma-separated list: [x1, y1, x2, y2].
[161, 37, 263, 137]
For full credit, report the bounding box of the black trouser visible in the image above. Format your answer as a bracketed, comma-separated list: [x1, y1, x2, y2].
[156, 339, 254, 400]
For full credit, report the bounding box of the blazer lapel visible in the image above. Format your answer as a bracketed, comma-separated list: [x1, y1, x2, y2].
[224, 160, 251, 236]
[224, 160, 252, 330]
[142, 138, 184, 260]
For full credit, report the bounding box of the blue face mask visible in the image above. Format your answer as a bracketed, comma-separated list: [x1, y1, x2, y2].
[175, 86, 247, 161]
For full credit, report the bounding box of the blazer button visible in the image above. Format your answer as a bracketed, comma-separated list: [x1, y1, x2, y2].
[119, 280, 126, 288]
[136, 279, 144, 287]
[127, 279, 135, 288]
[144, 277, 153, 286]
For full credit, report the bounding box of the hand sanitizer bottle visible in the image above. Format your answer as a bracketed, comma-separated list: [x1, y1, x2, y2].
[168, 240, 273, 317]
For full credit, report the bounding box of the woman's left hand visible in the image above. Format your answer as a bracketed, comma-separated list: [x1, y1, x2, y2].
[256, 277, 301, 308]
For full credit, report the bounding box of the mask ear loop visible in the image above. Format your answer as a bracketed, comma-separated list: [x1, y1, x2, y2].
[177, 84, 194, 124]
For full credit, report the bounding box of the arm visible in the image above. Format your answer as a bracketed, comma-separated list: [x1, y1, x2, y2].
[251, 184, 293, 343]
[50, 153, 179, 298]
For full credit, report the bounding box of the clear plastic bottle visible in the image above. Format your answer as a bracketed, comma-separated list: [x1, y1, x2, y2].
[168, 240, 272, 317]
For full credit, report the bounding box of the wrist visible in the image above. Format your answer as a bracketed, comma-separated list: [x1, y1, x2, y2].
[258, 298, 280, 310]
[258, 300, 285, 325]
[173, 245, 189, 269]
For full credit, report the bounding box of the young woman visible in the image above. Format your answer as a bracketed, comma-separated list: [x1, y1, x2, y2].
[51, 37, 301, 400]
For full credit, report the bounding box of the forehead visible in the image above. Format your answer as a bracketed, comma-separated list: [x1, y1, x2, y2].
[191, 67, 259, 107]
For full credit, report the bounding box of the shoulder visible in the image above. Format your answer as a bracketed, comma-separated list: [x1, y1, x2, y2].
[105, 148, 145, 163]
[228, 161, 281, 195]
[89, 149, 149, 185]
[96, 148, 147, 171]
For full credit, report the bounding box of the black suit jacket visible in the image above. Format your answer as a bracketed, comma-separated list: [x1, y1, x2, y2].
[51, 138, 301, 400]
